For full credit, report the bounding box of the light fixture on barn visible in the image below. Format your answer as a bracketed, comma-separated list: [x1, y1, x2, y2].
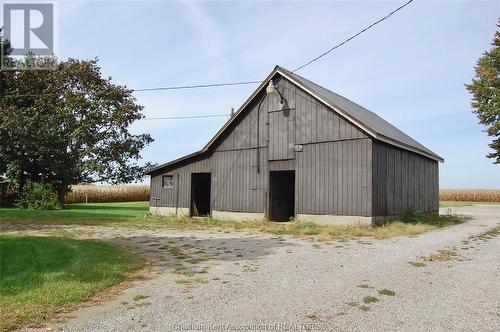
[256, 79, 286, 174]
[266, 80, 276, 95]
[266, 80, 285, 104]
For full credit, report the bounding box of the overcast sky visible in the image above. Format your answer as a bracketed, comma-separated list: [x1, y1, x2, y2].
[39, 1, 500, 187]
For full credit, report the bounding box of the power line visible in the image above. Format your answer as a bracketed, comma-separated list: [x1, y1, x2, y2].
[0, 81, 263, 99]
[0, 0, 413, 99]
[292, 0, 414, 72]
[133, 80, 262, 92]
[140, 114, 230, 120]
[0, 81, 263, 98]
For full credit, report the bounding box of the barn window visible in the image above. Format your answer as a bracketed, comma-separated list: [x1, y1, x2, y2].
[162, 175, 174, 188]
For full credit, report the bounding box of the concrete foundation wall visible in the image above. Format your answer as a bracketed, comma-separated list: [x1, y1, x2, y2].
[149, 206, 189, 217]
[296, 214, 373, 226]
[212, 210, 265, 222]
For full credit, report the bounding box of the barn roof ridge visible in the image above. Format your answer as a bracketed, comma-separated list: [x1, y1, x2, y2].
[146, 66, 442, 174]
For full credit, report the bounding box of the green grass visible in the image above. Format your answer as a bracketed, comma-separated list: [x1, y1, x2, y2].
[0, 201, 149, 225]
[0, 235, 141, 331]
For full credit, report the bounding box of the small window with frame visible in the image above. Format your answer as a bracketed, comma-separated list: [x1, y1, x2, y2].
[162, 175, 174, 189]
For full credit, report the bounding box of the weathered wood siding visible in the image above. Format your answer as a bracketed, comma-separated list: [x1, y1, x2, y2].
[296, 139, 372, 216]
[268, 108, 295, 161]
[150, 149, 269, 213]
[211, 148, 268, 212]
[214, 77, 367, 153]
[150, 154, 211, 209]
[372, 141, 439, 216]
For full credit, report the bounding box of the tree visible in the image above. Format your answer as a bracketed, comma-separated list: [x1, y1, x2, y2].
[0, 27, 12, 96]
[0, 57, 154, 203]
[466, 20, 500, 164]
[0, 27, 12, 60]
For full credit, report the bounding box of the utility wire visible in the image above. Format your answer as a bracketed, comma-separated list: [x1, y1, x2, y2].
[293, 0, 413, 72]
[141, 114, 230, 120]
[0, 81, 263, 98]
[0, 81, 263, 99]
[0, 0, 413, 99]
[133, 80, 262, 92]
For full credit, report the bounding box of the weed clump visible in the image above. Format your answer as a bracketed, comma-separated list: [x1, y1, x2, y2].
[378, 289, 396, 296]
[363, 296, 379, 304]
[409, 261, 427, 268]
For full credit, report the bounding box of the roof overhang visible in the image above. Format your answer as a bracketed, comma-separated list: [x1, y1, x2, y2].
[376, 135, 444, 162]
[145, 150, 206, 175]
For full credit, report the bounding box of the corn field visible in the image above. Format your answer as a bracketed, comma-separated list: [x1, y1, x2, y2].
[50, 185, 500, 204]
[440, 189, 500, 202]
[64, 185, 149, 204]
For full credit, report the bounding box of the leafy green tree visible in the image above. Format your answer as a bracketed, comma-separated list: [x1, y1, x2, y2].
[466, 21, 500, 163]
[0, 27, 12, 96]
[0, 57, 154, 203]
[16, 182, 61, 210]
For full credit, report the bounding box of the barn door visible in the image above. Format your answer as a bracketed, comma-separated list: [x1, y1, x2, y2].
[268, 108, 295, 161]
[190, 173, 211, 217]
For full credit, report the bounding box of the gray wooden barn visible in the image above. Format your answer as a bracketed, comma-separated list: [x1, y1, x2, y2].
[146, 66, 443, 225]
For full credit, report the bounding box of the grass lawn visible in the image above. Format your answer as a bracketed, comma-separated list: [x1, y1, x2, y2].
[0, 235, 141, 331]
[0, 201, 149, 225]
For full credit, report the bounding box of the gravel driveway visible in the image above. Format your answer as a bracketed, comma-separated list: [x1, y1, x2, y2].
[6, 205, 500, 332]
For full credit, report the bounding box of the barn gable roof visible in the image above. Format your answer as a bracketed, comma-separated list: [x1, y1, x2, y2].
[276, 66, 443, 162]
[146, 66, 442, 175]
